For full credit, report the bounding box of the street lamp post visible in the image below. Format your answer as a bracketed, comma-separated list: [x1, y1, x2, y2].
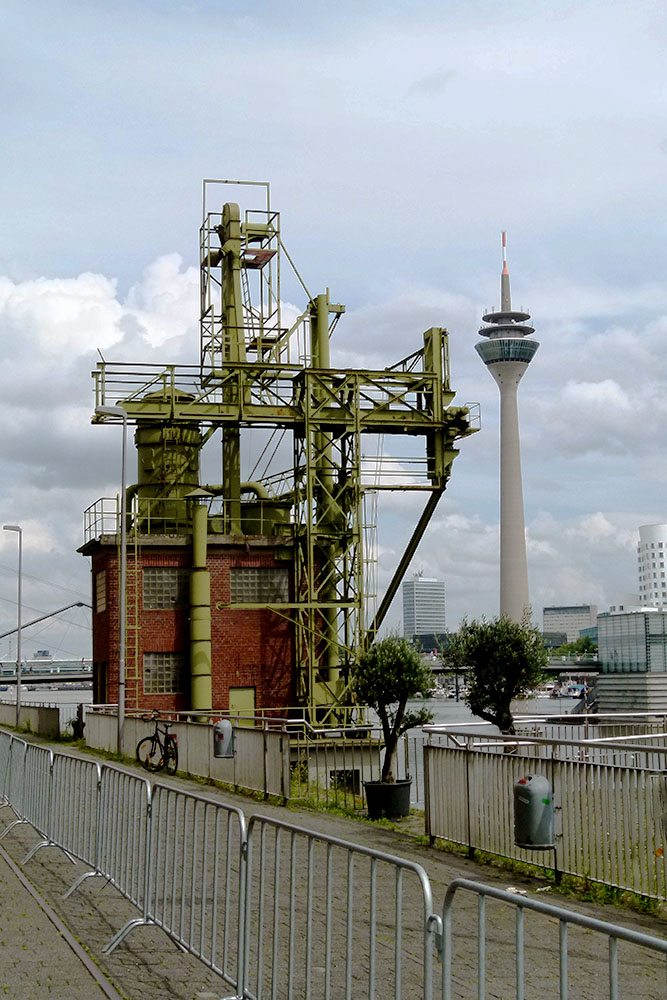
[95, 405, 128, 755]
[3, 524, 22, 727]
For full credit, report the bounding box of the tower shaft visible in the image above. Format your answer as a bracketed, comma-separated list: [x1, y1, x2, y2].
[497, 370, 530, 621]
[476, 234, 538, 624]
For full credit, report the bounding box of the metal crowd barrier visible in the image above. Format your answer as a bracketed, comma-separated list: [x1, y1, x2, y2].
[64, 764, 152, 912]
[21, 742, 53, 845]
[0, 728, 10, 806]
[104, 783, 247, 999]
[50, 754, 101, 867]
[0, 736, 27, 837]
[2, 727, 667, 1000]
[439, 878, 667, 1000]
[242, 814, 438, 1000]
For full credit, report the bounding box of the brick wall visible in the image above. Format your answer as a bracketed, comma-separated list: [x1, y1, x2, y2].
[87, 540, 295, 713]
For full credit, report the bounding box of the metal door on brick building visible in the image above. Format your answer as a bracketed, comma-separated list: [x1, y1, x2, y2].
[229, 686, 256, 725]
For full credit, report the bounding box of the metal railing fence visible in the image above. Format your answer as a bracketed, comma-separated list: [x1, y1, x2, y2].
[3, 727, 667, 1000]
[49, 754, 101, 866]
[424, 730, 667, 901]
[0, 728, 10, 805]
[21, 742, 53, 842]
[95, 766, 151, 909]
[105, 783, 248, 997]
[243, 814, 438, 1000]
[440, 878, 667, 1000]
[6, 737, 26, 824]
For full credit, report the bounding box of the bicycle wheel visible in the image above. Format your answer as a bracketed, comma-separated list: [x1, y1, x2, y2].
[165, 736, 178, 776]
[136, 736, 164, 771]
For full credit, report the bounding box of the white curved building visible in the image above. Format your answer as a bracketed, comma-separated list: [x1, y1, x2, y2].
[637, 523, 667, 609]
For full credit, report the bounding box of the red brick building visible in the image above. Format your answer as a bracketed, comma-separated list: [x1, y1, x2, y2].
[82, 532, 295, 716]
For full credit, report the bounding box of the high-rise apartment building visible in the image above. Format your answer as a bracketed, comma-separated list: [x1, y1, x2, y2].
[543, 605, 598, 644]
[637, 524, 667, 609]
[402, 575, 446, 646]
[476, 233, 538, 623]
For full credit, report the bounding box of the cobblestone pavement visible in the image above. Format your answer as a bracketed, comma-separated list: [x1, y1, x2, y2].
[1, 736, 666, 999]
[0, 842, 121, 999]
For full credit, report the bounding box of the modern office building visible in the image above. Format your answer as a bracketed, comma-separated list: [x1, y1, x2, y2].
[476, 233, 538, 623]
[595, 609, 667, 711]
[402, 575, 446, 647]
[543, 605, 598, 644]
[637, 523, 667, 609]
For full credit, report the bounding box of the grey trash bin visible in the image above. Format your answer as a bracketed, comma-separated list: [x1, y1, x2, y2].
[213, 719, 234, 758]
[514, 774, 555, 849]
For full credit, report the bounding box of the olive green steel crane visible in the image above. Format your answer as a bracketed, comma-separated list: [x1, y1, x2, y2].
[91, 179, 478, 719]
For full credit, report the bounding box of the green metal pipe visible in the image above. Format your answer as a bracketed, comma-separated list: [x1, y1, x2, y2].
[190, 501, 212, 710]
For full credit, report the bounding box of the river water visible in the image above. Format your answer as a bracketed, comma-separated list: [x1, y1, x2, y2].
[0, 686, 577, 726]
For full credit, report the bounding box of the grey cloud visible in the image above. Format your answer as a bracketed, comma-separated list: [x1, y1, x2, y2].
[407, 68, 456, 97]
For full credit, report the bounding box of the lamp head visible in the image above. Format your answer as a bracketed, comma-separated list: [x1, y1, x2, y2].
[3, 524, 21, 533]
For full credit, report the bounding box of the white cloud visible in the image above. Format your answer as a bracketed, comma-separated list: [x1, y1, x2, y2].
[1, 0, 665, 656]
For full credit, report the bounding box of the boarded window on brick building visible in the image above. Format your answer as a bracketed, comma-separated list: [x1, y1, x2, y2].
[143, 652, 185, 694]
[230, 566, 289, 603]
[143, 567, 189, 609]
[95, 570, 106, 612]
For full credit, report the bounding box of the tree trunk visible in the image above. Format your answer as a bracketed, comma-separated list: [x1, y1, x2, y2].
[381, 730, 399, 782]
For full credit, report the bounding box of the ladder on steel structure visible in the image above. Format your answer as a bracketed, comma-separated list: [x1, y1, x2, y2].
[123, 526, 141, 715]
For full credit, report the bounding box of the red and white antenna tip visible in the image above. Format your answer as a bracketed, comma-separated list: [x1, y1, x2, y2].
[501, 231, 509, 274]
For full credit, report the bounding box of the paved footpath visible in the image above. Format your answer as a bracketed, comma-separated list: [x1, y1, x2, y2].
[0, 843, 122, 999]
[1, 735, 667, 999]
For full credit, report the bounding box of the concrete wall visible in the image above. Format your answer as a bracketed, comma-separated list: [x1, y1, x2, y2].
[0, 702, 60, 738]
[84, 709, 290, 799]
[595, 673, 667, 712]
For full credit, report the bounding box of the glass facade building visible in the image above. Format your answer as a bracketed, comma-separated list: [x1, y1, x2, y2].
[402, 576, 446, 645]
[598, 611, 667, 673]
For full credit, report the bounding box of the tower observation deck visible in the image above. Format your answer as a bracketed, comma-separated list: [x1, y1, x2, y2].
[476, 232, 538, 623]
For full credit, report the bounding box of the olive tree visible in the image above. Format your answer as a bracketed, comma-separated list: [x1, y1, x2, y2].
[352, 634, 434, 782]
[445, 616, 547, 734]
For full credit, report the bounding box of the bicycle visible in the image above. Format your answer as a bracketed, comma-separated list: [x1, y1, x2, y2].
[136, 710, 178, 775]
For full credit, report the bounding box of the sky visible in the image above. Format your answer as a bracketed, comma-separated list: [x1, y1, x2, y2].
[1, 0, 666, 660]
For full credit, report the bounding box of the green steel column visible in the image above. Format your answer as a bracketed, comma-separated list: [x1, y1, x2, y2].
[190, 500, 212, 710]
[221, 202, 245, 535]
[309, 292, 339, 679]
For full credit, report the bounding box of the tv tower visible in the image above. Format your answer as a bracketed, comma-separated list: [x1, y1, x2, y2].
[476, 233, 538, 623]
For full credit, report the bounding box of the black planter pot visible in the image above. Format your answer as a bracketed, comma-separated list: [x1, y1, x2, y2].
[364, 779, 412, 820]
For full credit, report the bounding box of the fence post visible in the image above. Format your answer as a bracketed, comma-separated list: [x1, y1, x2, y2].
[549, 742, 561, 885]
[280, 728, 290, 804]
[424, 742, 433, 844]
[465, 737, 474, 859]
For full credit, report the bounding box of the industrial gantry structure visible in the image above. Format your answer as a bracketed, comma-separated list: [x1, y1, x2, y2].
[83, 180, 478, 723]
